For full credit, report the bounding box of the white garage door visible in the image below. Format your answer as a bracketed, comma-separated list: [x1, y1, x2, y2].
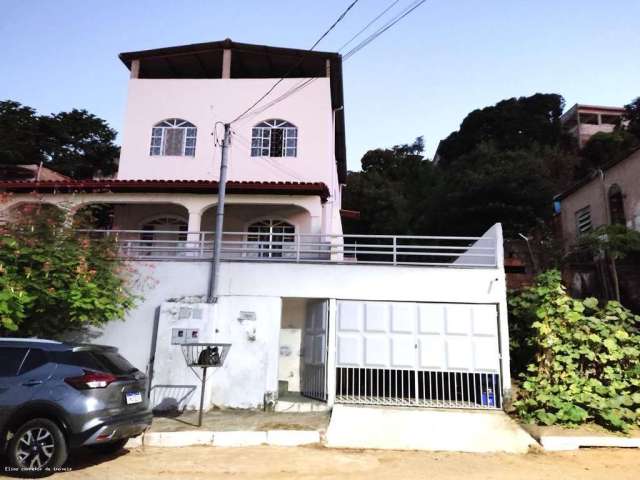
[335, 301, 501, 409]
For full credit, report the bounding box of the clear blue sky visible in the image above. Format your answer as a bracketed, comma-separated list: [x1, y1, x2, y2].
[2, 1, 639, 170]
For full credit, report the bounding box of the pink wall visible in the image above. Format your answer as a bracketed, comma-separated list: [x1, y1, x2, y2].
[117, 78, 338, 194]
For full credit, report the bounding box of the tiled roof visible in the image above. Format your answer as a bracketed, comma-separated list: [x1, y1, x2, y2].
[0, 179, 330, 201]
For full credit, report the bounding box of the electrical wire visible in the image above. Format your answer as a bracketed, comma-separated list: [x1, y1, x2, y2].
[338, 0, 402, 52]
[228, 0, 361, 125]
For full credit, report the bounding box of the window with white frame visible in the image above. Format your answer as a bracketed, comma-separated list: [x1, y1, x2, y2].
[251, 119, 297, 157]
[247, 219, 295, 258]
[575, 206, 592, 237]
[150, 119, 197, 156]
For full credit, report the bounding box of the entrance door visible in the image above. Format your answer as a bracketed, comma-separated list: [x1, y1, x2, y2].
[301, 300, 328, 401]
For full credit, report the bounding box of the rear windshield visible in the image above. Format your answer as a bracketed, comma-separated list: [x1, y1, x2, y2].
[61, 350, 138, 375]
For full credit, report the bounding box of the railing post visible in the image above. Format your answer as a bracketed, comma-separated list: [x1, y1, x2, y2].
[393, 236, 397, 265]
[296, 233, 301, 262]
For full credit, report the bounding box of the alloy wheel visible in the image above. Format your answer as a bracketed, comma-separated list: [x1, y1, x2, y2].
[15, 427, 55, 469]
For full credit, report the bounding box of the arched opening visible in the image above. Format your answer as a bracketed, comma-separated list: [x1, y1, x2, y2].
[247, 218, 295, 258]
[608, 184, 625, 225]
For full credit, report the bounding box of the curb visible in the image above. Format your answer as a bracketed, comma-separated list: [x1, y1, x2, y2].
[136, 430, 321, 448]
[539, 435, 640, 451]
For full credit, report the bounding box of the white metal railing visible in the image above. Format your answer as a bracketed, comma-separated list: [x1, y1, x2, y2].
[77, 229, 498, 268]
[335, 367, 502, 410]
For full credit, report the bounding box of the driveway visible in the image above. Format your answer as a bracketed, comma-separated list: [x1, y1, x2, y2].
[34, 445, 640, 479]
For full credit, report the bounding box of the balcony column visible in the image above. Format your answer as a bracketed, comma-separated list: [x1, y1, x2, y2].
[187, 210, 203, 256]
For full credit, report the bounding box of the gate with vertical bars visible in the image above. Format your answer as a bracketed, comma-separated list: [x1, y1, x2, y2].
[335, 301, 502, 409]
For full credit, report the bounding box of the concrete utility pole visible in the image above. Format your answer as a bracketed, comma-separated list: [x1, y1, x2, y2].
[207, 123, 231, 303]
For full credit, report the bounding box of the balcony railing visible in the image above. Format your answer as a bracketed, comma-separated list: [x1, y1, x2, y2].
[79, 229, 499, 268]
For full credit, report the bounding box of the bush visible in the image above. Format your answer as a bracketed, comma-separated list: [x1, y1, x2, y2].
[510, 270, 640, 431]
[0, 203, 138, 337]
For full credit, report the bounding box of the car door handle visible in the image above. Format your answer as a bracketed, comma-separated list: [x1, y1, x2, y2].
[22, 380, 43, 387]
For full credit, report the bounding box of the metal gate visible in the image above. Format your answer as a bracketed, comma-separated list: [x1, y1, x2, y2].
[301, 299, 328, 401]
[335, 301, 502, 409]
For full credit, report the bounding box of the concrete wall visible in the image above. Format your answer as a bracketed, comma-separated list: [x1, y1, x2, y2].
[559, 149, 640, 246]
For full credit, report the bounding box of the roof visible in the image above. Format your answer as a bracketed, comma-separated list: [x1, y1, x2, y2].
[119, 39, 347, 183]
[0, 164, 71, 182]
[0, 179, 330, 202]
[554, 146, 640, 201]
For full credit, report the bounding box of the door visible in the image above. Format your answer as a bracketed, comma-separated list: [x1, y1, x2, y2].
[335, 301, 502, 409]
[301, 300, 328, 401]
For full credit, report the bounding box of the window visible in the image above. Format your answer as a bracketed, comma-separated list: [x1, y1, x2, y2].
[251, 119, 297, 157]
[575, 206, 592, 237]
[0, 347, 28, 377]
[608, 184, 626, 225]
[19, 349, 48, 375]
[150, 119, 197, 156]
[247, 219, 295, 258]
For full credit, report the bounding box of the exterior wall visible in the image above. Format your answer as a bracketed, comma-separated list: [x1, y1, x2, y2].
[559, 149, 640, 246]
[117, 78, 337, 193]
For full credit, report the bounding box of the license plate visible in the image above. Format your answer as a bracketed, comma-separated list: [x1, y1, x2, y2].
[125, 391, 142, 405]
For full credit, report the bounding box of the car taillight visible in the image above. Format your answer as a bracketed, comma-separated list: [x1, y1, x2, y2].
[65, 370, 117, 389]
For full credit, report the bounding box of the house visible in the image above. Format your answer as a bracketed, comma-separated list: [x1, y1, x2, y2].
[0, 40, 510, 418]
[555, 147, 640, 246]
[561, 103, 626, 148]
[0, 164, 70, 181]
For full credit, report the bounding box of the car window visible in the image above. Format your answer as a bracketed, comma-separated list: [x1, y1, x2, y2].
[0, 347, 28, 377]
[19, 348, 49, 375]
[62, 350, 137, 375]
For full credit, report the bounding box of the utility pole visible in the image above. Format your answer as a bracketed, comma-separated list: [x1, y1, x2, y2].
[207, 123, 231, 303]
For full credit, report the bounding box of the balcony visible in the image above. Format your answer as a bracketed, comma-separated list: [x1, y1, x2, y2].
[80, 227, 500, 268]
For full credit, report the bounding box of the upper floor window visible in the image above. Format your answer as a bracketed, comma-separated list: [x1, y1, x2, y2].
[150, 119, 197, 156]
[251, 119, 297, 157]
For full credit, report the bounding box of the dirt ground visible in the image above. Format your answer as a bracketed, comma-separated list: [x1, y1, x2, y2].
[26, 445, 640, 480]
[150, 409, 330, 432]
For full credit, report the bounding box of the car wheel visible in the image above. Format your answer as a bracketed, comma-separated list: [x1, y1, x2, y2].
[88, 438, 129, 455]
[8, 418, 68, 476]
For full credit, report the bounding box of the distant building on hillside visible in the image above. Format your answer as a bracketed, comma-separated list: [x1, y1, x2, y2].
[561, 104, 626, 148]
[0, 164, 70, 181]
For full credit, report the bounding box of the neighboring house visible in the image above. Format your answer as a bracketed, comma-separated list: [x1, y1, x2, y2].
[0, 164, 71, 181]
[561, 103, 626, 148]
[555, 147, 640, 247]
[0, 40, 510, 416]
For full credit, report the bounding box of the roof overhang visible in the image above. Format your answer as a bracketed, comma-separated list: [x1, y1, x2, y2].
[0, 179, 330, 202]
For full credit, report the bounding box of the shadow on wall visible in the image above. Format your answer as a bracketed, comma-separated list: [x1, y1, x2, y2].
[150, 384, 197, 415]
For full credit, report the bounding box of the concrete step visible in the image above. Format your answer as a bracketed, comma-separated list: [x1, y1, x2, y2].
[275, 398, 331, 413]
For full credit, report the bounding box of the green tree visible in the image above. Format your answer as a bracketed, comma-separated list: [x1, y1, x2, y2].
[578, 130, 639, 177]
[0, 203, 137, 337]
[0, 100, 120, 179]
[623, 96, 640, 139]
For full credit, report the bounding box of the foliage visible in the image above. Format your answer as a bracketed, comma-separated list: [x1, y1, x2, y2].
[0, 99, 119, 179]
[0, 203, 137, 337]
[578, 130, 639, 177]
[510, 270, 640, 431]
[623, 96, 640, 140]
[576, 224, 640, 261]
[435, 93, 572, 166]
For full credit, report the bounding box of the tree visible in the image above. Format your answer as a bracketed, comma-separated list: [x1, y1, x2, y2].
[0, 100, 120, 179]
[578, 130, 639, 177]
[0, 202, 137, 337]
[623, 96, 640, 139]
[343, 137, 437, 235]
[0, 101, 43, 165]
[435, 93, 573, 167]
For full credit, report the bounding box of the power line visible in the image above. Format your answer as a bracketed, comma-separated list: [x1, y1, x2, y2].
[343, 0, 426, 60]
[338, 0, 402, 52]
[228, 0, 361, 125]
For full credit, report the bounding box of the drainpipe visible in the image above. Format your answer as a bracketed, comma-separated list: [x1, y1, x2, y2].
[207, 123, 231, 303]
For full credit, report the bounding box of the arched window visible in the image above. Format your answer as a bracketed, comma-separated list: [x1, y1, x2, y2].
[247, 219, 295, 258]
[608, 184, 626, 225]
[140, 216, 188, 256]
[251, 119, 297, 157]
[150, 119, 197, 156]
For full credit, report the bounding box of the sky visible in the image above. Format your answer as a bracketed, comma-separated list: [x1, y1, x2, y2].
[2, 0, 639, 171]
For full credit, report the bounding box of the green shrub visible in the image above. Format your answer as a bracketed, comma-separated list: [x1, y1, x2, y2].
[510, 270, 640, 431]
[0, 202, 138, 337]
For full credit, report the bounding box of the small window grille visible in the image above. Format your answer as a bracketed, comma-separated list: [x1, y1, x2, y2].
[150, 119, 197, 156]
[251, 119, 297, 157]
[575, 206, 592, 237]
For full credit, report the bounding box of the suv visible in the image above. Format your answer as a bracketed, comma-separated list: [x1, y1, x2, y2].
[0, 339, 152, 474]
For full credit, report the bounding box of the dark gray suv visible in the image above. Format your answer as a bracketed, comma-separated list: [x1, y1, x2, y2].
[0, 339, 152, 475]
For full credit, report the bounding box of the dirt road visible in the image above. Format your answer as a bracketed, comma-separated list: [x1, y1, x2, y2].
[21, 445, 634, 480]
